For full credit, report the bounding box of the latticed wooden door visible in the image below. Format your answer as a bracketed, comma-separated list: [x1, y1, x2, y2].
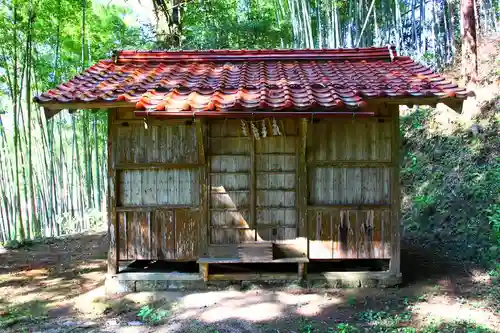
[207, 119, 298, 250]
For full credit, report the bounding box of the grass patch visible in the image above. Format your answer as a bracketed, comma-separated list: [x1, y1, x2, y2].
[401, 107, 500, 268]
[0, 300, 48, 329]
[136, 303, 172, 326]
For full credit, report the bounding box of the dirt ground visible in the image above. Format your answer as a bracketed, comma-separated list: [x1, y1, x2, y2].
[0, 232, 498, 333]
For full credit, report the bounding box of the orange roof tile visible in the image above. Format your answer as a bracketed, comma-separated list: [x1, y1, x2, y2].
[35, 47, 471, 115]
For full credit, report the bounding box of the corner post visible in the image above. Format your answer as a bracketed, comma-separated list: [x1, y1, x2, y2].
[297, 118, 308, 254]
[389, 105, 401, 278]
[107, 109, 119, 275]
[196, 118, 208, 257]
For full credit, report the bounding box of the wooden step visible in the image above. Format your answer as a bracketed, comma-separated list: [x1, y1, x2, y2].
[238, 242, 273, 262]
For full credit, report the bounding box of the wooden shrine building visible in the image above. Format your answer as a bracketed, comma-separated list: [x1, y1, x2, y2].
[35, 47, 469, 289]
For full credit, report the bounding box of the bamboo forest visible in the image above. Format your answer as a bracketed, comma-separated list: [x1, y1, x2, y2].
[0, 0, 498, 244]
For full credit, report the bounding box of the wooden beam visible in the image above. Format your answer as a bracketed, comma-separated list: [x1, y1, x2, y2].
[107, 109, 119, 275]
[308, 204, 391, 210]
[197, 257, 309, 263]
[116, 272, 202, 281]
[297, 119, 308, 248]
[115, 163, 201, 170]
[208, 273, 298, 281]
[250, 134, 256, 237]
[389, 105, 401, 277]
[116, 205, 196, 212]
[197, 119, 208, 256]
[39, 101, 135, 111]
[307, 161, 392, 168]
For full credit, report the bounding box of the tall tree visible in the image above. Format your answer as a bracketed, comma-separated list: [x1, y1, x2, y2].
[461, 0, 478, 84]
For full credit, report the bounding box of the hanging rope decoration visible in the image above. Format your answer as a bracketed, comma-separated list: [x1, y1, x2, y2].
[239, 118, 283, 139]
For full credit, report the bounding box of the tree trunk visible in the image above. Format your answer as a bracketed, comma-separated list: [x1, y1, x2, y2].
[152, 0, 184, 48]
[12, 5, 25, 242]
[461, 0, 478, 84]
[26, 2, 40, 238]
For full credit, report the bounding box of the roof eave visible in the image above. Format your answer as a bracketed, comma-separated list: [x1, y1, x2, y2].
[39, 101, 137, 119]
[38, 96, 467, 120]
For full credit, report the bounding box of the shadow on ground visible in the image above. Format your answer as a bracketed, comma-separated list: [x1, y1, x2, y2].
[0, 232, 498, 333]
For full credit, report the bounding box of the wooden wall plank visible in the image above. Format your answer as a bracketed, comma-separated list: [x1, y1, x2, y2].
[175, 209, 199, 260]
[142, 170, 157, 205]
[153, 209, 175, 260]
[256, 227, 297, 242]
[115, 122, 198, 165]
[256, 208, 297, 227]
[210, 228, 256, 244]
[257, 173, 295, 190]
[116, 126, 131, 164]
[338, 210, 349, 259]
[308, 119, 392, 162]
[119, 169, 199, 206]
[308, 211, 334, 259]
[210, 174, 249, 191]
[130, 171, 142, 205]
[147, 126, 159, 162]
[211, 190, 249, 209]
[382, 209, 392, 258]
[372, 210, 383, 258]
[210, 137, 251, 154]
[256, 190, 295, 207]
[346, 211, 357, 258]
[118, 212, 128, 260]
[210, 210, 250, 227]
[309, 168, 391, 205]
[138, 212, 150, 259]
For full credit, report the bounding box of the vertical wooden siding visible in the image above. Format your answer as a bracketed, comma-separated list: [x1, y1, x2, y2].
[115, 123, 198, 164]
[118, 209, 200, 260]
[255, 120, 298, 243]
[114, 120, 201, 261]
[118, 169, 199, 206]
[307, 118, 393, 259]
[307, 119, 392, 162]
[307, 208, 391, 259]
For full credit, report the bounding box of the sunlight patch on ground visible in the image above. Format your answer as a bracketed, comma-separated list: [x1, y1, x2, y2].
[413, 295, 499, 330]
[470, 270, 492, 284]
[201, 302, 283, 322]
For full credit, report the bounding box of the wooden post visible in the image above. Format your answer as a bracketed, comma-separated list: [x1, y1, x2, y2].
[298, 262, 307, 281]
[250, 132, 256, 240]
[297, 119, 308, 255]
[107, 109, 119, 275]
[196, 119, 208, 256]
[389, 105, 401, 276]
[199, 263, 209, 282]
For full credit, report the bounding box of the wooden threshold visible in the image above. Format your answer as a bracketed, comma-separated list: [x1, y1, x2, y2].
[197, 257, 308, 264]
[116, 272, 202, 281]
[208, 273, 298, 281]
[308, 271, 401, 280]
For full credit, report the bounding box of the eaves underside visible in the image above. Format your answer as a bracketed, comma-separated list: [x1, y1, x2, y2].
[40, 96, 465, 119]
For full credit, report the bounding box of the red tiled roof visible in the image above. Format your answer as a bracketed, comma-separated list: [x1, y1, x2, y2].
[35, 47, 470, 114]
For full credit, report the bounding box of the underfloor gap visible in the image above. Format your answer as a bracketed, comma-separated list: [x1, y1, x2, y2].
[209, 263, 298, 274]
[120, 260, 199, 273]
[308, 259, 389, 272]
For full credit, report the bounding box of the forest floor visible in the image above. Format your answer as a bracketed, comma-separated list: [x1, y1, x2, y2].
[0, 232, 498, 333]
[0, 32, 499, 333]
